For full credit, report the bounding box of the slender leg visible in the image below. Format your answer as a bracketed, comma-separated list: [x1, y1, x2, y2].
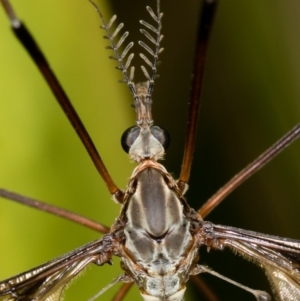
[199, 124, 300, 218]
[0, 0, 124, 201]
[191, 276, 221, 301]
[178, 0, 218, 187]
[111, 283, 133, 301]
[0, 188, 110, 233]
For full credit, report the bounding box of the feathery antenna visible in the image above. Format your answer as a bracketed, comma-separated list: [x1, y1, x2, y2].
[89, 0, 163, 125]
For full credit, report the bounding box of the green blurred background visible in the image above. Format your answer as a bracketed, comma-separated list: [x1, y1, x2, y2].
[0, 0, 300, 300]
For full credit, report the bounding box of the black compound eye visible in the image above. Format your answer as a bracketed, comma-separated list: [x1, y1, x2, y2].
[150, 126, 170, 150]
[121, 126, 140, 153]
[121, 125, 171, 154]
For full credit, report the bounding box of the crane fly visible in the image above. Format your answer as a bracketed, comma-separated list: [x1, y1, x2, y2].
[0, 0, 300, 300]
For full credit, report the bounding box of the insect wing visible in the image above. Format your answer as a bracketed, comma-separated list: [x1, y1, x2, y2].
[0, 237, 113, 301]
[0, 258, 93, 301]
[212, 224, 300, 300]
[229, 241, 300, 301]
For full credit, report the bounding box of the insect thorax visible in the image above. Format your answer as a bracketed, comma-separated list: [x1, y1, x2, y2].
[113, 162, 200, 300]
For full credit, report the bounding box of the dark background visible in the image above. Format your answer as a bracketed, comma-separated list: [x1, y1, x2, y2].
[0, 1, 300, 300]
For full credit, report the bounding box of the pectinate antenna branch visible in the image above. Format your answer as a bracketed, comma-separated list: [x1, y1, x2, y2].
[138, 0, 164, 125]
[178, 0, 218, 187]
[88, 0, 140, 106]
